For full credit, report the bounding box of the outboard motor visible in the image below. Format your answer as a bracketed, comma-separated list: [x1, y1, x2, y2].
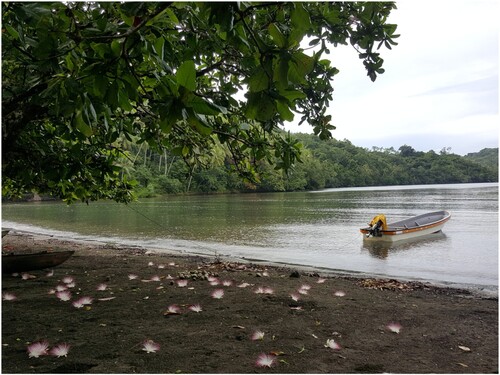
[367, 214, 387, 237]
[369, 220, 384, 237]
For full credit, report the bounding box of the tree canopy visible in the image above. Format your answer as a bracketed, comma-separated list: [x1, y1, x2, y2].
[2, 2, 399, 202]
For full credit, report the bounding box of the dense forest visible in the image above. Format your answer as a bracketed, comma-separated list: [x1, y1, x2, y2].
[123, 133, 498, 197]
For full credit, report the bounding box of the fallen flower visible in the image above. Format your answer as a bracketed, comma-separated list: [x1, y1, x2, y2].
[2, 292, 17, 301]
[55, 285, 68, 292]
[128, 274, 138, 280]
[386, 322, 402, 334]
[50, 343, 71, 358]
[72, 296, 93, 308]
[148, 261, 154, 267]
[325, 339, 341, 350]
[211, 289, 224, 299]
[334, 291, 346, 297]
[290, 293, 300, 301]
[255, 353, 275, 368]
[21, 273, 36, 280]
[237, 282, 251, 288]
[46, 270, 54, 277]
[27, 341, 49, 358]
[222, 280, 233, 287]
[62, 276, 74, 284]
[176, 279, 188, 287]
[56, 290, 72, 301]
[164, 304, 181, 315]
[317, 278, 326, 284]
[251, 331, 265, 341]
[188, 304, 202, 313]
[96, 283, 107, 291]
[142, 339, 160, 354]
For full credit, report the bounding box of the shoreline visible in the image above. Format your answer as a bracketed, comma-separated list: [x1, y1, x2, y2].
[3, 226, 498, 298]
[2, 231, 499, 373]
[2, 232, 498, 373]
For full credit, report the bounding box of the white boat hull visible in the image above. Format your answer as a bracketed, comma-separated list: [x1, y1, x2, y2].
[360, 211, 451, 242]
[362, 222, 446, 242]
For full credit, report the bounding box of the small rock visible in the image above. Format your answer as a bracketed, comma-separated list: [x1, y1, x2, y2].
[289, 270, 300, 278]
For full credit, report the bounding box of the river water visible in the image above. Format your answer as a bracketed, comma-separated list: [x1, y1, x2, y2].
[2, 183, 498, 292]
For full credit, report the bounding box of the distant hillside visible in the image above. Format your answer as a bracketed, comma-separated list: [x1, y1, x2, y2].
[117, 134, 499, 197]
[465, 148, 498, 169]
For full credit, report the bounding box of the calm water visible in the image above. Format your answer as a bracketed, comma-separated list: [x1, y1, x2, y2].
[2, 183, 498, 291]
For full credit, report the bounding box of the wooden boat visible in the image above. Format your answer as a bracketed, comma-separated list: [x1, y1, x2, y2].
[2, 250, 75, 274]
[360, 211, 451, 242]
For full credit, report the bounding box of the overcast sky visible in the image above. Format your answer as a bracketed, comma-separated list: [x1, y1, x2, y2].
[283, 0, 499, 155]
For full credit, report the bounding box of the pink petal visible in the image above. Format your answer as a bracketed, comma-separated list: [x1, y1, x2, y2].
[324, 339, 341, 350]
[96, 283, 107, 291]
[164, 304, 181, 315]
[56, 290, 72, 301]
[386, 322, 402, 334]
[50, 343, 71, 357]
[176, 279, 188, 287]
[2, 292, 17, 301]
[222, 280, 233, 287]
[251, 330, 265, 341]
[62, 276, 74, 284]
[55, 285, 67, 292]
[188, 304, 202, 313]
[27, 341, 49, 358]
[211, 289, 224, 299]
[142, 339, 160, 353]
[290, 293, 300, 301]
[255, 353, 275, 368]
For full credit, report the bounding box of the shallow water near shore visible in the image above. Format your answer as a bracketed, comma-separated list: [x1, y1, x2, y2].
[2, 183, 498, 292]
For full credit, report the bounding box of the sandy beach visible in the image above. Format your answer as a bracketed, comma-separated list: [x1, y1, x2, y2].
[1, 232, 498, 373]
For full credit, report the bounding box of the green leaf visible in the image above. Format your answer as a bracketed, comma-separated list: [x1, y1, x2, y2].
[74, 111, 93, 137]
[291, 52, 315, 76]
[117, 90, 133, 111]
[93, 75, 108, 97]
[5, 24, 19, 39]
[189, 96, 227, 115]
[248, 68, 269, 92]
[276, 100, 294, 121]
[279, 89, 306, 102]
[111, 40, 121, 57]
[176, 60, 196, 91]
[245, 92, 276, 121]
[268, 23, 286, 48]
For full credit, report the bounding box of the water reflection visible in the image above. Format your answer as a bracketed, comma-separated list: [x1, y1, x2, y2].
[362, 232, 447, 259]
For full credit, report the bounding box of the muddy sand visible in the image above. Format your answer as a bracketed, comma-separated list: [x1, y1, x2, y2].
[1, 232, 498, 373]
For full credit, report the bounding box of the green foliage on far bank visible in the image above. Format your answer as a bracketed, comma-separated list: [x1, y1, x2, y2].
[128, 133, 498, 197]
